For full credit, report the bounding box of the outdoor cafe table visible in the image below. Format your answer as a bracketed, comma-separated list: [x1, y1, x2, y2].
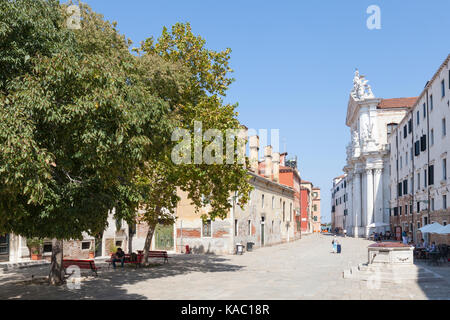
[414, 248, 427, 259]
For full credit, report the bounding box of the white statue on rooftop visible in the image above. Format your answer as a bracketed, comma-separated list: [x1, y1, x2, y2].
[351, 69, 375, 101]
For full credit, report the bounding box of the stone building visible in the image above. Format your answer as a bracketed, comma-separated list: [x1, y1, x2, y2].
[334, 69, 417, 238]
[330, 174, 347, 232]
[388, 54, 450, 245]
[174, 136, 295, 255]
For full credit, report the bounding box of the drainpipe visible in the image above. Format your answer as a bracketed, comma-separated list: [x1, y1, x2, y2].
[396, 128, 400, 236]
[411, 110, 415, 243]
[426, 90, 431, 229]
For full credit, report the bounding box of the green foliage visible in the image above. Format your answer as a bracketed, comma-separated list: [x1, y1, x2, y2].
[26, 237, 43, 254]
[0, 1, 173, 240]
[134, 22, 252, 224]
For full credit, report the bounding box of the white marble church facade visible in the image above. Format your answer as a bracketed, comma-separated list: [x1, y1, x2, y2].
[340, 70, 414, 237]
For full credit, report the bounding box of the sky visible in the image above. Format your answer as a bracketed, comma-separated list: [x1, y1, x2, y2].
[74, 0, 450, 223]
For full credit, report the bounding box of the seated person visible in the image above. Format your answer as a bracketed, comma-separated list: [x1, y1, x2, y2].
[429, 242, 437, 252]
[417, 239, 425, 248]
[111, 247, 126, 269]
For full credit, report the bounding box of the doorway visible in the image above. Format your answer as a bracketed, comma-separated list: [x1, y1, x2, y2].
[155, 224, 174, 251]
[0, 234, 9, 262]
[261, 217, 265, 247]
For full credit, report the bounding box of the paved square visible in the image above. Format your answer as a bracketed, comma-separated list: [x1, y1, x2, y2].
[0, 234, 448, 299]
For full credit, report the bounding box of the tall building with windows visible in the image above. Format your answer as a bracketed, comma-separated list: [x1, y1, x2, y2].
[331, 174, 347, 232]
[333, 69, 417, 237]
[389, 54, 450, 244]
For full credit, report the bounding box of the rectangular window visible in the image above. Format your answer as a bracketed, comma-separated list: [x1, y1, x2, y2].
[81, 241, 91, 250]
[424, 169, 427, 187]
[431, 129, 434, 146]
[443, 159, 447, 180]
[203, 220, 212, 237]
[400, 156, 403, 169]
[234, 219, 238, 237]
[429, 165, 434, 185]
[417, 111, 420, 125]
[443, 118, 447, 137]
[415, 141, 420, 156]
[403, 180, 408, 195]
[405, 205, 408, 216]
[417, 202, 420, 213]
[408, 119, 412, 133]
[403, 125, 407, 138]
[43, 243, 53, 253]
[430, 95, 433, 111]
[431, 198, 435, 211]
[420, 135, 427, 152]
[417, 173, 421, 190]
[398, 182, 402, 197]
[442, 80, 446, 98]
[423, 103, 426, 118]
[248, 220, 251, 236]
[443, 195, 447, 210]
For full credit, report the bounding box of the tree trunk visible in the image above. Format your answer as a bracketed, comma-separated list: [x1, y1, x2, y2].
[142, 221, 157, 266]
[49, 239, 64, 285]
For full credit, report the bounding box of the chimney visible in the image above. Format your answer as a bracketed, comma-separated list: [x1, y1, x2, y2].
[249, 135, 259, 173]
[273, 152, 280, 183]
[237, 126, 248, 167]
[280, 152, 287, 167]
[264, 145, 273, 180]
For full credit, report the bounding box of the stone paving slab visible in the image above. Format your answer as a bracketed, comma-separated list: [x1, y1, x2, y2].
[0, 234, 448, 300]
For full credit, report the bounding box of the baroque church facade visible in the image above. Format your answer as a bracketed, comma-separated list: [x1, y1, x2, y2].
[333, 70, 416, 237]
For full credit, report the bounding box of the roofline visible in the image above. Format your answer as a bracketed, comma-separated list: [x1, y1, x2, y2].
[388, 54, 450, 137]
[413, 54, 450, 107]
[247, 171, 295, 193]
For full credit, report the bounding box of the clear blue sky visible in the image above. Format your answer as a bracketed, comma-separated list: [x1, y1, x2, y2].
[76, 0, 449, 223]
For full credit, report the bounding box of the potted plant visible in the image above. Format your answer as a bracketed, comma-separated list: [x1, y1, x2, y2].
[26, 238, 43, 260]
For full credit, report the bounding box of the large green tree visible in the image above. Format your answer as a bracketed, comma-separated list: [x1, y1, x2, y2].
[0, 0, 173, 283]
[122, 23, 252, 264]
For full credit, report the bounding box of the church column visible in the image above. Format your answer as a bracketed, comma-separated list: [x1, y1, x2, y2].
[361, 170, 367, 229]
[352, 170, 361, 237]
[366, 168, 374, 237]
[373, 168, 383, 229]
[346, 175, 353, 233]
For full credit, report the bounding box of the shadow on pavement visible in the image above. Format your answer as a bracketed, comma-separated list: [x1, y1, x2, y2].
[0, 254, 244, 300]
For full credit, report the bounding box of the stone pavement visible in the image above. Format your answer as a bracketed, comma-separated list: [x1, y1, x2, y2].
[0, 234, 448, 300]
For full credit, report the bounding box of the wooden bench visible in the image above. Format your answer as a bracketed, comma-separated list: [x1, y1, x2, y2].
[106, 254, 141, 268]
[145, 251, 170, 264]
[63, 259, 99, 277]
[106, 251, 170, 268]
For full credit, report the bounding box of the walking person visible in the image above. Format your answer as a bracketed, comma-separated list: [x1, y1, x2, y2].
[332, 235, 337, 253]
[402, 230, 408, 244]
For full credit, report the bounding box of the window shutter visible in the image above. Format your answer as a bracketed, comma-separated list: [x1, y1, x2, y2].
[429, 165, 434, 185]
[420, 135, 427, 152]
